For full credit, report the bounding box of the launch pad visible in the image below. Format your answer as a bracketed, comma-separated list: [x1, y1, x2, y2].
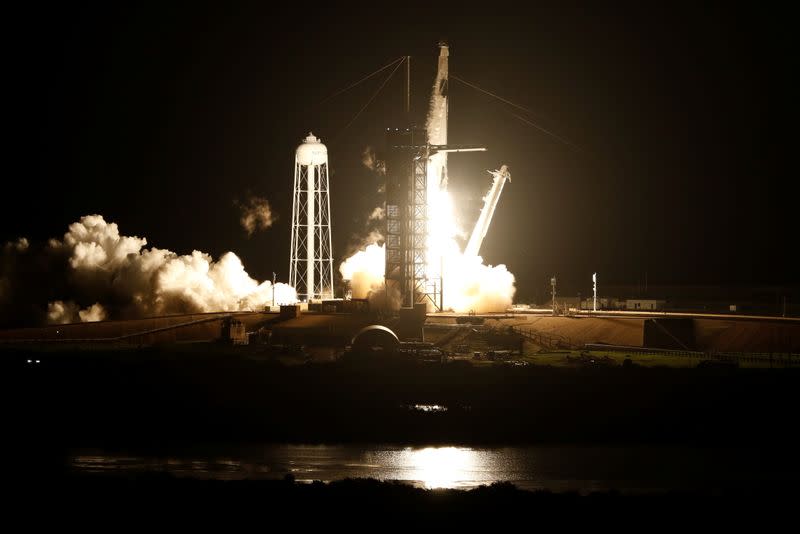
[382, 42, 490, 311]
[384, 127, 486, 310]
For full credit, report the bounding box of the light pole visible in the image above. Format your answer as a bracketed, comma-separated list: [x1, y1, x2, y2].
[272, 272, 276, 309]
[551, 276, 557, 316]
[593, 272, 597, 313]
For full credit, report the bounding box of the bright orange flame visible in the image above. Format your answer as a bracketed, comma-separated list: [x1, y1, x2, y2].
[426, 186, 515, 313]
[339, 173, 515, 312]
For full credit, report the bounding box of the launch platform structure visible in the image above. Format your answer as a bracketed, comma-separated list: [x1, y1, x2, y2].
[384, 128, 485, 310]
[384, 127, 432, 309]
[289, 133, 334, 302]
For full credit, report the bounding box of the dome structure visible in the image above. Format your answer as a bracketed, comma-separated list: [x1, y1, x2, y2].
[350, 325, 400, 353]
[295, 133, 328, 166]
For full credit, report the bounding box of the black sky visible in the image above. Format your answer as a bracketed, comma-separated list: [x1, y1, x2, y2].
[4, 3, 797, 301]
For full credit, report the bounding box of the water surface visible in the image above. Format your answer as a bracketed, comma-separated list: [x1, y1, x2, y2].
[71, 444, 794, 493]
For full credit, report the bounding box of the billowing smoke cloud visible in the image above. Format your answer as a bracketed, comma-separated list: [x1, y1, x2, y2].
[47, 301, 107, 324]
[339, 243, 402, 310]
[47, 300, 80, 325]
[339, 240, 514, 313]
[79, 302, 107, 322]
[0, 215, 296, 327]
[237, 195, 275, 236]
[336, 145, 388, 299]
[361, 146, 385, 175]
[367, 207, 385, 221]
[339, 242, 384, 299]
[443, 255, 516, 314]
[5, 237, 29, 252]
[338, 176, 516, 313]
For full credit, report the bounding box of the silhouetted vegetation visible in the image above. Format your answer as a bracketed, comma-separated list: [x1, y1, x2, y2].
[21, 472, 796, 515]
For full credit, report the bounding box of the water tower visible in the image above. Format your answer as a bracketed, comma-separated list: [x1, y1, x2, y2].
[289, 133, 334, 301]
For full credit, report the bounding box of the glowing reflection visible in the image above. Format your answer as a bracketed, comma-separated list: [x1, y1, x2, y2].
[403, 447, 476, 489]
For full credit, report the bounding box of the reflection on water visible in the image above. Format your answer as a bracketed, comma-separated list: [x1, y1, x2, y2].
[71, 447, 491, 488]
[70, 444, 793, 493]
[390, 447, 474, 489]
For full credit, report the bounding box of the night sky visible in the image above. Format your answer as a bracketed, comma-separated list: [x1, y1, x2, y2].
[4, 3, 796, 302]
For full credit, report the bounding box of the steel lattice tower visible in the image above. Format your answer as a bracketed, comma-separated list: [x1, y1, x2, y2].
[289, 133, 334, 302]
[385, 127, 439, 309]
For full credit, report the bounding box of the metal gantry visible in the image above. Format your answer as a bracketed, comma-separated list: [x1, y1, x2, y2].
[385, 128, 435, 309]
[384, 128, 485, 310]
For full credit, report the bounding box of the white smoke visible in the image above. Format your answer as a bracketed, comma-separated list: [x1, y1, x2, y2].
[5, 237, 30, 252]
[47, 300, 108, 324]
[338, 241, 514, 313]
[339, 242, 385, 299]
[238, 196, 275, 236]
[337, 168, 517, 313]
[54, 216, 146, 271]
[367, 207, 385, 221]
[44, 214, 296, 320]
[443, 255, 516, 314]
[47, 300, 79, 324]
[361, 146, 385, 175]
[79, 302, 107, 322]
[338, 242, 402, 310]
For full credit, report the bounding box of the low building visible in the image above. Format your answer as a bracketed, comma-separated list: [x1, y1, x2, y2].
[221, 317, 248, 345]
[625, 299, 666, 311]
[580, 297, 624, 310]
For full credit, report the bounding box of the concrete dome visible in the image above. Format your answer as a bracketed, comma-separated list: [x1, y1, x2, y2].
[296, 132, 328, 166]
[351, 325, 400, 353]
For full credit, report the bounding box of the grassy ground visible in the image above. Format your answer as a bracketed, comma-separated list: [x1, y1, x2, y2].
[520, 350, 696, 368]
[516, 349, 796, 369]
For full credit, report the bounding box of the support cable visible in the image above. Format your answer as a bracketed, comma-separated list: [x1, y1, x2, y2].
[318, 56, 405, 107]
[332, 58, 405, 144]
[451, 74, 581, 152]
